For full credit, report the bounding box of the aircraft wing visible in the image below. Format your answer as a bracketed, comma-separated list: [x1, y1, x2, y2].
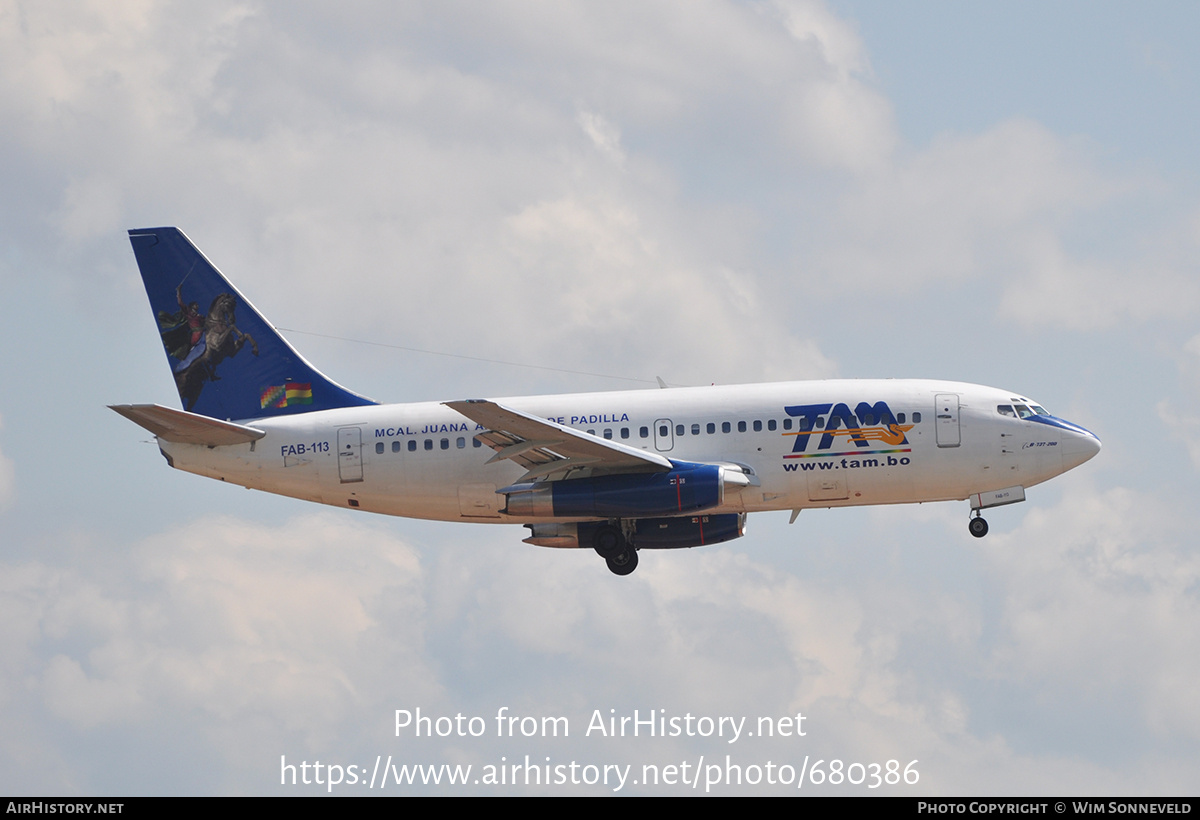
[444, 399, 672, 480]
[110, 404, 266, 446]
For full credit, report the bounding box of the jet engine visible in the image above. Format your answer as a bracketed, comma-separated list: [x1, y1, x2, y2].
[502, 463, 724, 518]
[523, 513, 746, 550]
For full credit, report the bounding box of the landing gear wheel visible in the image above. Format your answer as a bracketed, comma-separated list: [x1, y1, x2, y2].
[593, 525, 625, 559]
[606, 548, 639, 576]
[969, 516, 989, 538]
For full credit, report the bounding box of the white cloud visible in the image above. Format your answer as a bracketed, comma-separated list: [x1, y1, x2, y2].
[2, 1, 877, 383]
[794, 112, 1200, 332]
[497, 193, 836, 383]
[55, 175, 124, 242]
[998, 229, 1200, 331]
[1, 486, 1197, 794]
[431, 520, 1200, 793]
[818, 120, 1122, 289]
[10, 515, 431, 751]
[1158, 332, 1200, 471]
[982, 486, 1200, 745]
[2, 0, 1200, 795]
[577, 111, 625, 167]
[774, 0, 896, 172]
[775, 0, 871, 78]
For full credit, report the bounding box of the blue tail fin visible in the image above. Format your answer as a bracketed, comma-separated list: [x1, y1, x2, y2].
[128, 227, 376, 421]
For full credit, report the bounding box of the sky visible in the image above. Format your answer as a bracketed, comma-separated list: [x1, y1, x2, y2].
[0, 0, 1197, 796]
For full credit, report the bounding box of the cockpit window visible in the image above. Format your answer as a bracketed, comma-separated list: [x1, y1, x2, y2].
[1002, 402, 1050, 418]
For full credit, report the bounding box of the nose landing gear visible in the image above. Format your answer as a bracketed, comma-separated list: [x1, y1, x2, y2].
[968, 486, 1024, 538]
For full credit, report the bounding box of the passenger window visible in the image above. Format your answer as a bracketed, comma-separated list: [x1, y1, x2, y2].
[456, 437, 465, 449]
[604, 429, 613, 440]
[640, 426, 649, 438]
[783, 418, 793, 431]
[675, 424, 684, 436]
[767, 419, 776, 431]
[658, 425, 668, 437]
[376, 442, 384, 454]
[392, 441, 401, 453]
[707, 423, 716, 434]
[997, 405, 1016, 417]
[440, 438, 449, 450]
[913, 412, 922, 423]
[621, 428, 629, 439]
[587, 429, 595, 436]
[408, 440, 417, 452]
[424, 439, 433, 451]
[737, 421, 747, 432]
[861, 413, 875, 426]
[691, 423, 700, 435]
[721, 421, 731, 433]
[753, 420, 762, 432]
[472, 438, 481, 448]
[897, 413, 906, 424]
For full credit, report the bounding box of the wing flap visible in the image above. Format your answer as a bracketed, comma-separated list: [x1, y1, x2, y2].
[110, 404, 265, 446]
[444, 399, 671, 479]
[474, 429, 564, 470]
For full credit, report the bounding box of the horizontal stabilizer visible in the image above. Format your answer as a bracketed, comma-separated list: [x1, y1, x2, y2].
[109, 404, 265, 446]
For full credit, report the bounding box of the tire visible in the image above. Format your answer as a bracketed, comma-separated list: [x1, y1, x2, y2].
[606, 549, 639, 576]
[594, 524, 625, 559]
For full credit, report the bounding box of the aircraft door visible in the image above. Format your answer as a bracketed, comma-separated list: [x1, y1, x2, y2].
[653, 418, 674, 452]
[807, 474, 849, 501]
[935, 394, 961, 448]
[337, 426, 364, 483]
[458, 483, 502, 518]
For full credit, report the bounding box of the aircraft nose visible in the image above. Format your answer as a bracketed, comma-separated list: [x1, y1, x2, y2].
[1061, 425, 1101, 471]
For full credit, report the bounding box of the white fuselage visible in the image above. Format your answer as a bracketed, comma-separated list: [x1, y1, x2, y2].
[157, 378, 1099, 526]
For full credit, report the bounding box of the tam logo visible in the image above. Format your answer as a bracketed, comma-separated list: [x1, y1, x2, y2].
[783, 402, 913, 453]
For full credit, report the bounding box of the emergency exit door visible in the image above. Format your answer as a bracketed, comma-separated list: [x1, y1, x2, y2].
[337, 427, 364, 482]
[935, 394, 960, 448]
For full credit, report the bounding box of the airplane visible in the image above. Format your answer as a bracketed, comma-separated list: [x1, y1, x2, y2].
[111, 227, 1101, 575]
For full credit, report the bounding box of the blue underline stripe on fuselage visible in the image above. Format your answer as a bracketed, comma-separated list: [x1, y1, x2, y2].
[783, 448, 912, 459]
[1027, 414, 1099, 439]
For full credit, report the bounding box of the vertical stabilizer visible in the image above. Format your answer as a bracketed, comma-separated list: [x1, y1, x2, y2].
[128, 227, 376, 421]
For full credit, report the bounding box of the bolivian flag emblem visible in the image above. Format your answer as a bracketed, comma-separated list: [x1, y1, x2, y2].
[260, 382, 313, 409]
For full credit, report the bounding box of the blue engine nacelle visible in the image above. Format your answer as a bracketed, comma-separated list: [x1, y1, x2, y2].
[629, 513, 746, 549]
[523, 513, 746, 550]
[503, 463, 724, 519]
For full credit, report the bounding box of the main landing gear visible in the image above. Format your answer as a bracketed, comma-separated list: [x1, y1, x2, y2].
[968, 512, 989, 538]
[594, 524, 639, 576]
